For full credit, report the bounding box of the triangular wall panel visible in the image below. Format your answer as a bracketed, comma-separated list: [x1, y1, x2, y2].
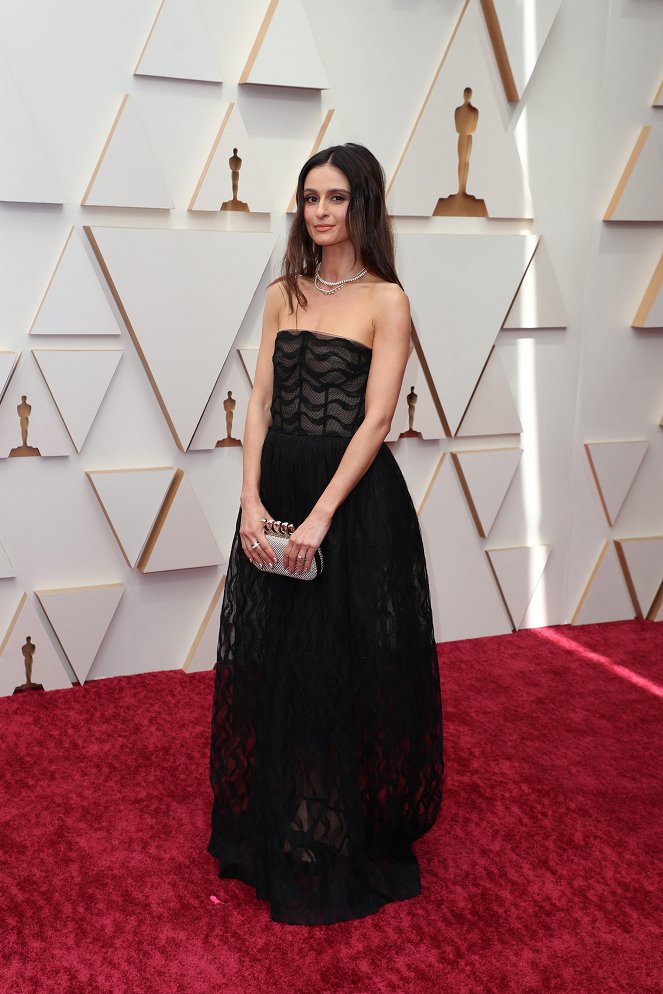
[85, 226, 276, 450]
[138, 471, 224, 572]
[32, 349, 122, 452]
[614, 537, 663, 618]
[134, 0, 223, 83]
[604, 125, 663, 222]
[388, 0, 533, 217]
[486, 544, 551, 629]
[390, 445, 448, 519]
[571, 541, 635, 625]
[456, 346, 522, 436]
[480, 0, 563, 101]
[238, 347, 259, 385]
[584, 440, 648, 526]
[0, 55, 63, 204]
[82, 95, 173, 209]
[0, 593, 71, 696]
[451, 447, 522, 537]
[0, 353, 71, 458]
[239, 0, 328, 89]
[396, 233, 537, 434]
[86, 467, 177, 568]
[34, 583, 125, 683]
[502, 238, 567, 329]
[632, 253, 663, 329]
[386, 345, 446, 442]
[418, 455, 512, 641]
[189, 103, 273, 213]
[190, 348, 253, 450]
[184, 575, 226, 672]
[0, 352, 20, 400]
[28, 227, 121, 337]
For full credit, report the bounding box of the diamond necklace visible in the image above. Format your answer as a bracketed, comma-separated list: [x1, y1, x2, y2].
[314, 262, 368, 295]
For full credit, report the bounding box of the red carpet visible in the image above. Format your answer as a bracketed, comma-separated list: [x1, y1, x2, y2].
[1, 619, 661, 994]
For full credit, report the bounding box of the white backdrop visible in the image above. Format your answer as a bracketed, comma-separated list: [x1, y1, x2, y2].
[0, 0, 661, 691]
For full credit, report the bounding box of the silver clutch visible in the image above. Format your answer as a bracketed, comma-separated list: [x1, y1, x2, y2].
[255, 519, 323, 580]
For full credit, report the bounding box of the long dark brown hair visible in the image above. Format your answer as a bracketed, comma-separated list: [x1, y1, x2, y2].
[277, 143, 402, 313]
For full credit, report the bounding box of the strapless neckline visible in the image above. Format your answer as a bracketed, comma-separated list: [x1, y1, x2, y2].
[277, 329, 373, 353]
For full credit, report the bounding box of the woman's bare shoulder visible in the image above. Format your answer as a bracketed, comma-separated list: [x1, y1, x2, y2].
[370, 280, 410, 313]
[265, 278, 289, 313]
[266, 276, 286, 298]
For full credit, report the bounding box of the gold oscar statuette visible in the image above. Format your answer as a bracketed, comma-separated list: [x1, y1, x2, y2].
[9, 395, 41, 457]
[434, 87, 487, 218]
[399, 386, 423, 439]
[13, 636, 44, 694]
[216, 390, 243, 447]
[221, 147, 250, 212]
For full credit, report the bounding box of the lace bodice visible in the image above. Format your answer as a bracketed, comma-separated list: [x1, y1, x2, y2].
[270, 329, 373, 436]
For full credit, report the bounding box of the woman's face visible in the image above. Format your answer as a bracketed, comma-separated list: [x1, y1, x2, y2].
[302, 163, 351, 249]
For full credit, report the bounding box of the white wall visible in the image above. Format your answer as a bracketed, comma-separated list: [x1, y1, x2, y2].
[0, 0, 661, 691]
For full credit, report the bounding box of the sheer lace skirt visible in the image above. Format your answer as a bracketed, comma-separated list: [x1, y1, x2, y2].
[208, 428, 444, 924]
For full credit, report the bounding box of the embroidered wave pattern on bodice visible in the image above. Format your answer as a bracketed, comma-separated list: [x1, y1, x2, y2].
[270, 330, 372, 436]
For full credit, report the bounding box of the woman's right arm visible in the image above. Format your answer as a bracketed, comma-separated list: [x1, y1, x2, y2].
[238, 281, 283, 568]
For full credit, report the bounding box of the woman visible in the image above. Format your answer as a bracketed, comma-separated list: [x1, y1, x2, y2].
[208, 143, 444, 925]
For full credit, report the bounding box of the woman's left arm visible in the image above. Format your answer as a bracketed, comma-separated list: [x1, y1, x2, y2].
[283, 284, 411, 573]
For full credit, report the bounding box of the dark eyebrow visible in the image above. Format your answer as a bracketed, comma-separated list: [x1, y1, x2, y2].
[303, 187, 350, 195]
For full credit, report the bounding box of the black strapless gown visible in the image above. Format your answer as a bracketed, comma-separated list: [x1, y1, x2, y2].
[208, 329, 444, 925]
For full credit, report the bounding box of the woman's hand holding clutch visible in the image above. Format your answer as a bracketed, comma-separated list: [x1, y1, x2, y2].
[240, 498, 278, 569]
[283, 508, 332, 576]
